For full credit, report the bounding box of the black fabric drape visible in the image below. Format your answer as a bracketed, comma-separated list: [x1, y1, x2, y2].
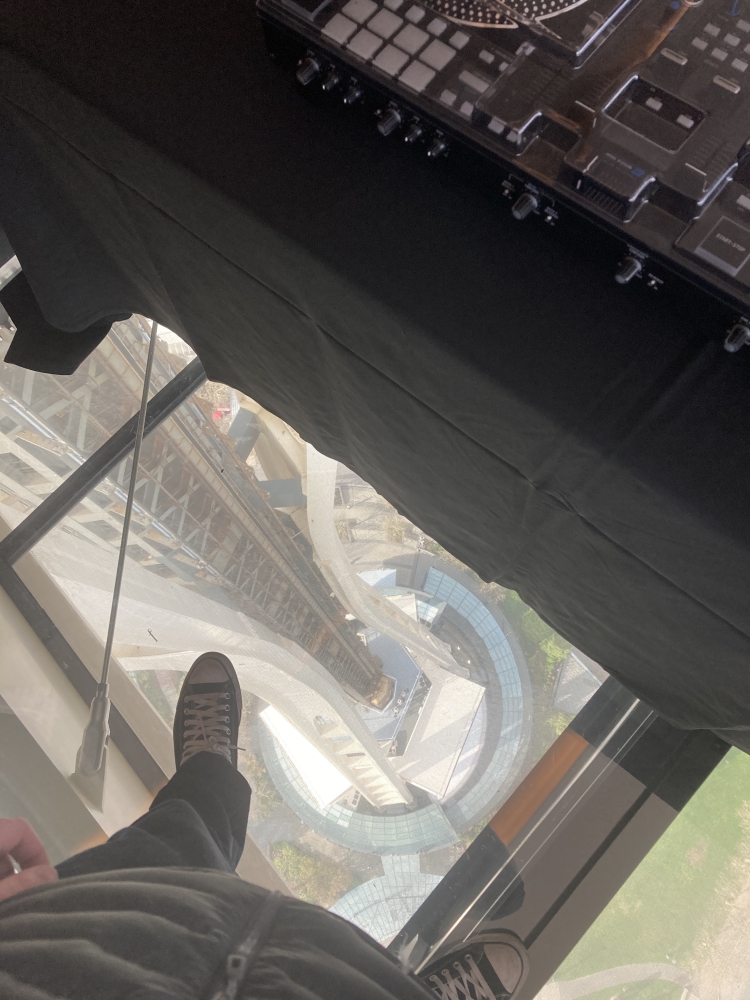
[0, 226, 13, 269]
[0, 0, 749, 732]
[0, 272, 127, 373]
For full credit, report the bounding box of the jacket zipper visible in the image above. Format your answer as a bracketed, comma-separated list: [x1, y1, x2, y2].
[211, 891, 284, 1000]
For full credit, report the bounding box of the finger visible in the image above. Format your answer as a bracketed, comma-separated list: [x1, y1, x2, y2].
[0, 864, 58, 902]
[0, 818, 50, 869]
[0, 853, 15, 879]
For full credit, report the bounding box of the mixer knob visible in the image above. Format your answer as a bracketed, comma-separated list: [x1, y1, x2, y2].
[321, 68, 341, 92]
[296, 56, 321, 86]
[427, 136, 449, 158]
[615, 255, 643, 285]
[343, 84, 364, 105]
[511, 192, 538, 220]
[377, 108, 402, 136]
[404, 122, 424, 144]
[724, 323, 750, 352]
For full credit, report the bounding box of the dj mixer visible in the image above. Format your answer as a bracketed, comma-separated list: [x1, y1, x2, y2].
[258, 0, 750, 348]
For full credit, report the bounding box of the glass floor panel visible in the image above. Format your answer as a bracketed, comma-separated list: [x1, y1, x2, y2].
[0, 320, 608, 942]
[0, 317, 188, 528]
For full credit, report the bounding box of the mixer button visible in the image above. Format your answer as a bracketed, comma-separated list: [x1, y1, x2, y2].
[713, 74, 741, 92]
[696, 218, 750, 273]
[458, 69, 490, 93]
[421, 39, 455, 70]
[322, 14, 358, 44]
[449, 30, 470, 48]
[348, 28, 384, 58]
[399, 59, 436, 91]
[373, 44, 410, 74]
[661, 48, 687, 65]
[368, 9, 404, 37]
[393, 24, 429, 53]
[341, 0, 378, 22]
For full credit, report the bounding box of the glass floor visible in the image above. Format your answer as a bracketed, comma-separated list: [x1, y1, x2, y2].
[0, 314, 609, 943]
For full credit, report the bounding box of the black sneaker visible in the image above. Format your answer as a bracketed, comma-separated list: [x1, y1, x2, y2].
[418, 932, 529, 1000]
[174, 652, 243, 770]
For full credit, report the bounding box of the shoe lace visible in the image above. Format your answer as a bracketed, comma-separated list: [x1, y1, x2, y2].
[181, 692, 237, 763]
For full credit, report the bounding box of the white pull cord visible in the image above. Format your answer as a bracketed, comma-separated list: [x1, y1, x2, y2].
[74, 320, 159, 791]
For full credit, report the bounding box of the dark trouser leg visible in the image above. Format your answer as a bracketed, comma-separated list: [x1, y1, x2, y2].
[57, 752, 251, 879]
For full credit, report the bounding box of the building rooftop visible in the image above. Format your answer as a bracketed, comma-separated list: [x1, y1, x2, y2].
[260, 706, 352, 808]
[394, 660, 485, 799]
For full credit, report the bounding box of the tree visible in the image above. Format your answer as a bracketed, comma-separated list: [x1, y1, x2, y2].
[271, 842, 352, 907]
[241, 753, 283, 820]
[521, 607, 555, 646]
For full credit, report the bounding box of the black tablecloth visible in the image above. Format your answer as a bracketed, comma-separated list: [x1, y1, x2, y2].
[1, 0, 749, 733]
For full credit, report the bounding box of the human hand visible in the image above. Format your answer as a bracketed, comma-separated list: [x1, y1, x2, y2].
[0, 818, 58, 902]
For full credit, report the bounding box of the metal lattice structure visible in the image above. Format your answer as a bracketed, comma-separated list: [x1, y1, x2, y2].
[0, 318, 386, 704]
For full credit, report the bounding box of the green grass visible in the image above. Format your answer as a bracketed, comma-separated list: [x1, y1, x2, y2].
[553, 748, 750, 1000]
